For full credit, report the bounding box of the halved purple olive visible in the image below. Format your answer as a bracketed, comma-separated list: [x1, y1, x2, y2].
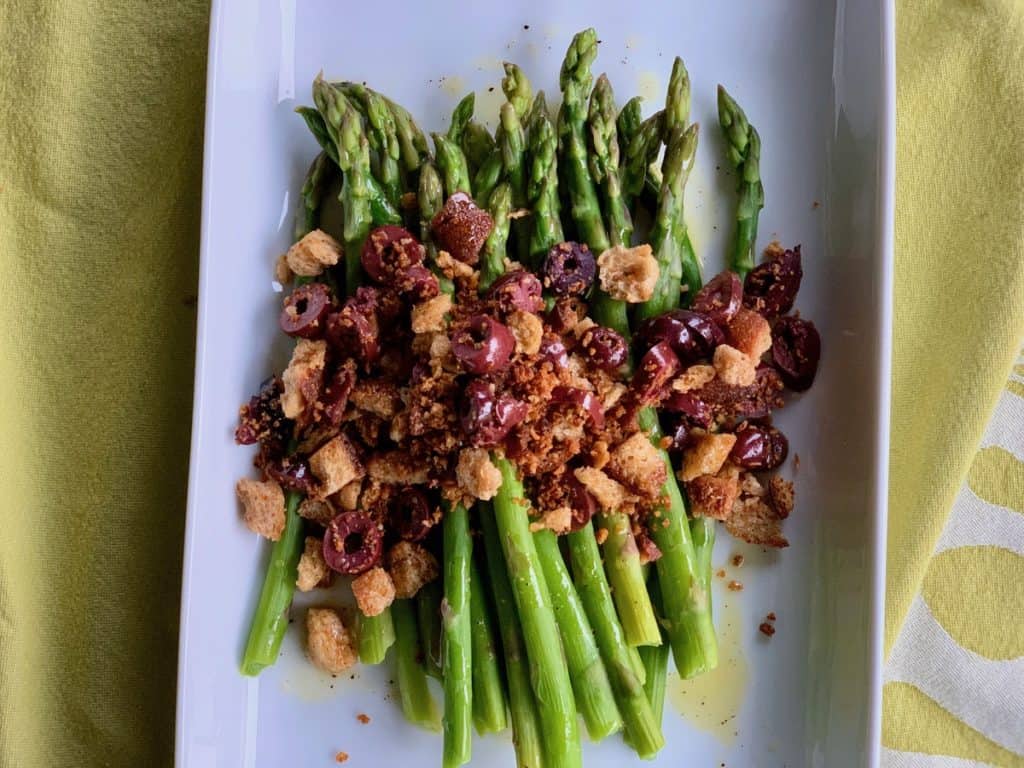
[629, 341, 682, 406]
[552, 386, 605, 429]
[537, 334, 569, 369]
[580, 326, 629, 372]
[771, 316, 820, 391]
[542, 241, 597, 297]
[360, 225, 425, 284]
[546, 297, 587, 334]
[265, 457, 316, 494]
[488, 270, 545, 314]
[389, 487, 436, 542]
[325, 288, 380, 367]
[395, 263, 440, 301]
[636, 309, 725, 364]
[323, 511, 383, 575]
[451, 315, 516, 374]
[743, 246, 803, 318]
[460, 378, 529, 447]
[729, 423, 789, 469]
[691, 271, 743, 325]
[662, 390, 712, 429]
[280, 282, 332, 338]
[321, 359, 357, 427]
[234, 376, 285, 446]
[568, 475, 598, 532]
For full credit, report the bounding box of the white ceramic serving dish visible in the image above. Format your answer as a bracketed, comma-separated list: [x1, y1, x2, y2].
[176, 1, 894, 765]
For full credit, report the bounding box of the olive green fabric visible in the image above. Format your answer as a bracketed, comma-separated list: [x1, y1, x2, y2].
[1, 1, 1023, 766]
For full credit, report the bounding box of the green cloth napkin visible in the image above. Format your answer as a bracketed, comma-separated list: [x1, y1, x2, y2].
[1, 1, 1022, 766]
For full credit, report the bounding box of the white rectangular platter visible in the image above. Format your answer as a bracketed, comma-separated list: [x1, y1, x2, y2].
[177, 1, 894, 765]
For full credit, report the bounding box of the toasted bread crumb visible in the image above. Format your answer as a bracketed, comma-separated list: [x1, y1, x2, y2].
[236, 478, 286, 540]
[351, 567, 396, 617]
[286, 229, 343, 276]
[597, 243, 659, 302]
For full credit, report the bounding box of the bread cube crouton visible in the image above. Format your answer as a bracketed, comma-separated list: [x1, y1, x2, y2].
[727, 308, 772, 359]
[686, 472, 741, 520]
[712, 344, 758, 387]
[351, 567, 396, 617]
[306, 607, 357, 674]
[274, 253, 293, 284]
[236, 478, 286, 540]
[596, 243, 659, 303]
[387, 541, 440, 599]
[296, 536, 330, 591]
[335, 480, 362, 511]
[281, 339, 327, 420]
[367, 451, 430, 485]
[679, 433, 737, 481]
[508, 310, 544, 355]
[350, 380, 401, 419]
[673, 364, 716, 393]
[538, 506, 572, 534]
[725, 496, 789, 548]
[298, 497, 337, 526]
[767, 476, 795, 519]
[607, 432, 667, 498]
[573, 467, 631, 511]
[435, 249, 475, 279]
[285, 229, 343, 277]
[310, 434, 364, 497]
[410, 293, 452, 334]
[455, 448, 502, 501]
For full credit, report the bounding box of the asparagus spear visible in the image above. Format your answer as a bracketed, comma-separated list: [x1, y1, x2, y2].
[567, 522, 665, 758]
[358, 607, 396, 664]
[638, 575, 669, 725]
[526, 92, 565, 264]
[534, 528, 622, 741]
[690, 515, 716, 598]
[616, 96, 643, 155]
[621, 110, 665, 206]
[587, 74, 633, 248]
[502, 61, 534, 119]
[336, 107, 375, 294]
[470, 559, 508, 735]
[480, 504, 545, 768]
[461, 120, 495, 179]
[492, 459, 582, 768]
[337, 83, 430, 174]
[416, 579, 444, 679]
[663, 57, 691, 138]
[442, 501, 473, 768]
[473, 151, 503, 209]
[392, 598, 442, 730]
[634, 122, 700, 322]
[241, 490, 304, 675]
[500, 101, 530, 263]
[347, 83, 404, 205]
[480, 183, 512, 290]
[594, 509, 661, 647]
[433, 133, 473, 198]
[718, 85, 764, 279]
[295, 151, 334, 241]
[448, 93, 475, 145]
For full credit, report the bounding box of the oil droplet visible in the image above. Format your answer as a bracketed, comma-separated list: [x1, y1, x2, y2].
[667, 596, 748, 744]
[441, 75, 467, 99]
[637, 71, 661, 105]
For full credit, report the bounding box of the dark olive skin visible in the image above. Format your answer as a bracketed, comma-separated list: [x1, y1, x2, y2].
[542, 241, 597, 297]
[323, 511, 384, 575]
[280, 282, 332, 338]
[451, 315, 516, 375]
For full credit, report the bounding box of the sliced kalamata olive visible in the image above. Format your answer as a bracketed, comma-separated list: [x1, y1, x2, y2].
[691, 271, 743, 324]
[235, 376, 286, 446]
[430, 192, 494, 265]
[771, 316, 820, 391]
[265, 457, 316, 494]
[743, 246, 803, 318]
[538, 334, 569, 369]
[568, 475, 598, 532]
[325, 289, 380, 367]
[698, 364, 785, 424]
[580, 326, 629, 372]
[546, 296, 587, 334]
[394, 263, 440, 300]
[389, 487, 436, 542]
[662, 390, 712, 429]
[323, 511, 383, 575]
[629, 341, 681, 406]
[451, 315, 516, 374]
[460, 378, 529, 447]
[361, 225, 425, 284]
[321, 359, 357, 427]
[542, 241, 597, 297]
[279, 282, 332, 338]
[487, 270, 545, 314]
[636, 309, 725, 364]
[552, 386, 605, 428]
[664, 416, 696, 451]
[729, 423, 789, 469]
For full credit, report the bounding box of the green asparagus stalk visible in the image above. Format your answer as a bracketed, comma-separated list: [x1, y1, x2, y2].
[480, 504, 545, 768]
[502, 62, 534, 119]
[473, 152, 503, 209]
[634, 122, 700, 322]
[526, 92, 565, 265]
[492, 459, 582, 768]
[621, 110, 665, 205]
[347, 83, 403, 205]
[462, 120, 496, 180]
[295, 151, 334, 240]
[534, 528, 622, 741]
[433, 133, 473, 198]
[442, 501, 473, 768]
[416, 579, 444, 679]
[241, 491, 304, 675]
[638, 575, 669, 725]
[594, 510, 661, 647]
[718, 85, 764, 279]
[690, 516, 716, 597]
[567, 522, 665, 758]
[499, 101, 530, 263]
[392, 598, 442, 730]
[587, 74, 633, 248]
[616, 96, 643, 155]
[358, 608, 396, 664]
[448, 93, 475, 145]
[663, 57, 691, 138]
[336, 107, 375, 295]
[470, 559, 508, 735]
[479, 182, 512, 290]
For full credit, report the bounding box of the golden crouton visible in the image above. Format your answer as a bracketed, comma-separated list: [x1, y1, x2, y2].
[309, 434, 364, 497]
[350, 380, 402, 419]
[573, 467, 631, 511]
[672, 364, 716, 393]
[296, 536, 330, 592]
[236, 477, 285, 540]
[686, 472, 741, 520]
[281, 339, 327, 420]
[410, 293, 452, 334]
[455, 448, 502, 501]
[367, 451, 430, 485]
[607, 432, 666, 498]
[680, 433, 737, 481]
[351, 567, 396, 617]
[388, 541, 440, 599]
[597, 243, 659, 303]
[298, 496, 337, 526]
[274, 253, 293, 284]
[508, 310, 544, 355]
[713, 344, 758, 387]
[285, 229, 343, 277]
[727, 308, 772, 359]
[306, 607, 357, 674]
